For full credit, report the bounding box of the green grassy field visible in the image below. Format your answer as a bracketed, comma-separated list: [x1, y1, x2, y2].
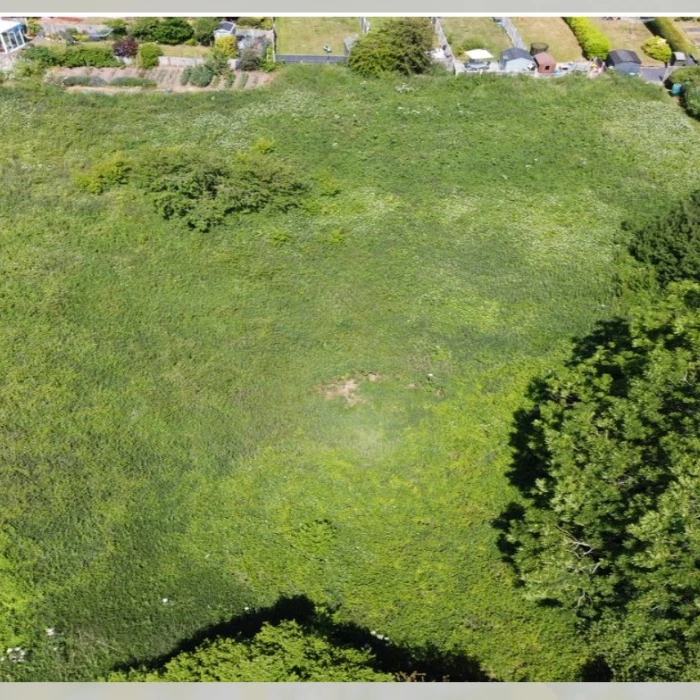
[1, 67, 700, 682]
[274, 17, 361, 55]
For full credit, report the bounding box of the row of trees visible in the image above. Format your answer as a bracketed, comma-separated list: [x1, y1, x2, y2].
[507, 190, 700, 680]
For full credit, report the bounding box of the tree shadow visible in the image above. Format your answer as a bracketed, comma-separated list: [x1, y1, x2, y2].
[110, 594, 491, 682]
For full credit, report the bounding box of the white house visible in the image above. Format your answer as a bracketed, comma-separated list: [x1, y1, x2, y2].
[0, 19, 26, 54]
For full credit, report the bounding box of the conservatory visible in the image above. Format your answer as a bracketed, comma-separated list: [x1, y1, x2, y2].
[0, 20, 26, 53]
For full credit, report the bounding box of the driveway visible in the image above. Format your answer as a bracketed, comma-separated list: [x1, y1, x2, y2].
[640, 66, 666, 84]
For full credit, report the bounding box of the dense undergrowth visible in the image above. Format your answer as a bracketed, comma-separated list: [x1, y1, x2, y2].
[1, 66, 700, 681]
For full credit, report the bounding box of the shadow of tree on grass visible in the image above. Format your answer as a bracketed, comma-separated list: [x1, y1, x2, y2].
[110, 594, 491, 682]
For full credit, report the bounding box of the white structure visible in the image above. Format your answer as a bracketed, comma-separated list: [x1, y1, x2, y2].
[213, 21, 236, 40]
[0, 20, 26, 53]
[465, 49, 493, 61]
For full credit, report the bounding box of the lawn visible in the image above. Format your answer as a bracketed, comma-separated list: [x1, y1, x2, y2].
[274, 17, 361, 55]
[441, 17, 511, 58]
[590, 18, 662, 66]
[512, 17, 584, 62]
[1, 67, 700, 683]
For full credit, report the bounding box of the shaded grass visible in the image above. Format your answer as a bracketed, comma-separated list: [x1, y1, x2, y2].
[512, 17, 584, 62]
[0, 67, 699, 682]
[274, 17, 361, 55]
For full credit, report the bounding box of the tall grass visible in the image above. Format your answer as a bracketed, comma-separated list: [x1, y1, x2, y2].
[0, 67, 699, 681]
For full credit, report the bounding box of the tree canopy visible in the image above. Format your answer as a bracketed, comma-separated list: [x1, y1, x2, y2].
[348, 18, 434, 78]
[628, 189, 700, 287]
[106, 620, 394, 682]
[508, 282, 700, 680]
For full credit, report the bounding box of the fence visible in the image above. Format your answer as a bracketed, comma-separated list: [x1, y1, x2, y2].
[157, 56, 241, 70]
[432, 17, 457, 73]
[496, 17, 526, 50]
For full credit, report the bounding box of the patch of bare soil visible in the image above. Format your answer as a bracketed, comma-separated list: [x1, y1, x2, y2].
[50, 67, 277, 93]
[322, 372, 382, 406]
[324, 378, 362, 406]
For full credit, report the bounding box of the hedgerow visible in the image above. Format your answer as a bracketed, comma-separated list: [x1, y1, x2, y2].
[647, 17, 696, 56]
[564, 17, 611, 59]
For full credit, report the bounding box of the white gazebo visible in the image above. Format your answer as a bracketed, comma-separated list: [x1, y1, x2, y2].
[0, 20, 26, 54]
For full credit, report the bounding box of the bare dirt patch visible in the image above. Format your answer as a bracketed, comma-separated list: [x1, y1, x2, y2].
[324, 378, 362, 406]
[321, 372, 382, 406]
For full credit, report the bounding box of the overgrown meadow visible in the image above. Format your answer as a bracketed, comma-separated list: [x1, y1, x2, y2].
[1, 66, 700, 681]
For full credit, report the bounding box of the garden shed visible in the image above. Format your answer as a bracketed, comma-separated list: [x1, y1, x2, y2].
[606, 49, 642, 75]
[0, 19, 26, 53]
[534, 52, 556, 74]
[499, 47, 535, 73]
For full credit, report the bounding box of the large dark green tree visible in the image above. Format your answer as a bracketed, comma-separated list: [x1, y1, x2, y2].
[508, 282, 700, 680]
[628, 189, 700, 287]
[348, 18, 434, 78]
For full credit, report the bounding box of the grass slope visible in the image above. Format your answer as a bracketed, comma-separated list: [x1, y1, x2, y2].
[0, 68, 699, 682]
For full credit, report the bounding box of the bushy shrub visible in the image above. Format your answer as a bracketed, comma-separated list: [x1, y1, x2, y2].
[113, 36, 139, 59]
[75, 152, 132, 194]
[683, 86, 700, 119]
[18, 45, 62, 68]
[63, 45, 121, 68]
[193, 17, 220, 45]
[348, 18, 434, 77]
[215, 35, 238, 58]
[564, 17, 611, 60]
[109, 76, 157, 88]
[238, 72, 249, 88]
[224, 70, 234, 87]
[138, 43, 163, 70]
[129, 17, 160, 42]
[259, 45, 277, 73]
[26, 18, 42, 37]
[180, 66, 192, 85]
[205, 47, 231, 75]
[647, 17, 696, 56]
[105, 18, 128, 37]
[641, 36, 672, 63]
[671, 67, 700, 120]
[187, 64, 214, 87]
[673, 66, 700, 88]
[239, 46, 261, 71]
[154, 17, 194, 46]
[62, 75, 106, 87]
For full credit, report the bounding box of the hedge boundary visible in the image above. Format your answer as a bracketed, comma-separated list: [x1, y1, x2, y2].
[564, 17, 612, 60]
[647, 18, 697, 57]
